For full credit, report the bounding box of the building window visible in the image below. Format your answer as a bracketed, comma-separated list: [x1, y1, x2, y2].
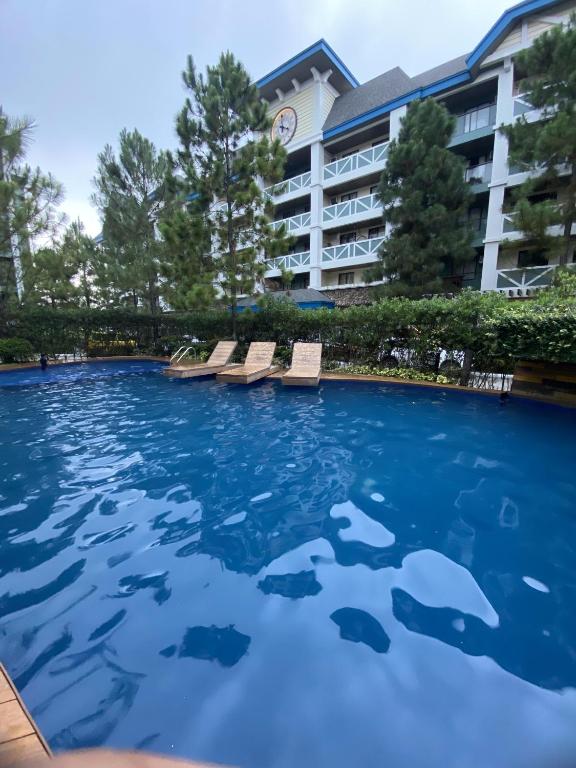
[517, 249, 548, 268]
[341, 150, 356, 158]
[370, 185, 379, 195]
[340, 231, 357, 244]
[340, 191, 358, 202]
[292, 273, 309, 289]
[338, 272, 355, 285]
[368, 226, 385, 238]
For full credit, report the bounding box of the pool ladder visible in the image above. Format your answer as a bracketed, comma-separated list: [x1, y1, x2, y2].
[170, 346, 198, 365]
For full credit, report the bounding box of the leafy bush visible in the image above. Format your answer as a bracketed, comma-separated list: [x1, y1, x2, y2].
[0, 337, 35, 363]
[1, 290, 574, 384]
[324, 362, 453, 384]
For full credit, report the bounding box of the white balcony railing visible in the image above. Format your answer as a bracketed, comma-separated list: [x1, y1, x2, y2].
[323, 143, 389, 183]
[322, 236, 384, 264]
[465, 162, 492, 185]
[496, 263, 575, 295]
[266, 251, 311, 272]
[322, 193, 381, 225]
[513, 94, 535, 117]
[271, 211, 311, 233]
[265, 171, 311, 198]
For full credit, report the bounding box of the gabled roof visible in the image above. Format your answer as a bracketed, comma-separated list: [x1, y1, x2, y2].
[256, 39, 358, 101]
[466, 0, 562, 68]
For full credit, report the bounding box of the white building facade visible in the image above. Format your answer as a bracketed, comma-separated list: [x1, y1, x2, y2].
[256, 0, 576, 300]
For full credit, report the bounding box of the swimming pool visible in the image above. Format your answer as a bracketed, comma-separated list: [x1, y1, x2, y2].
[1, 362, 575, 768]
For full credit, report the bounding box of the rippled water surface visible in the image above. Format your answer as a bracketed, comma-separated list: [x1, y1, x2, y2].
[1, 362, 576, 768]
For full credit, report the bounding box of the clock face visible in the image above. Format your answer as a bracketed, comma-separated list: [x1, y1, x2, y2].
[271, 107, 297, 146]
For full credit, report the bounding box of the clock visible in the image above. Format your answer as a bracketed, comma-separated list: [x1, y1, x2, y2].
[271, 107, 297, 146]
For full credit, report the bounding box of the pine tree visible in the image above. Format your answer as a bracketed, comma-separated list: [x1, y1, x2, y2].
[92, 129, 173, 312]
[171, 52, 291, 334]
[0, 108, 64, 305]
[25, 246, 78, 309]
[60, 219, 100, 308]
[369, 98, 474, 297]
[501, 15, 576, 266]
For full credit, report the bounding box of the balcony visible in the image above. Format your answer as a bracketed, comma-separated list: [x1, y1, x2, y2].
[265, 250, 311, 274]
[271, 211, 311, 234]
[322, 236, 384, 266]
[322, 193, 381, 228]
[450, 104, 497, 147]
[323, 143, 389, 187]
[264, 171, 311, 201]
[465, 161, 492, 190]
[496, 263, 575, 295]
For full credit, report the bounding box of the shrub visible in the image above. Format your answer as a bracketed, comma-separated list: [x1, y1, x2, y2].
[0, 337, 35, 363]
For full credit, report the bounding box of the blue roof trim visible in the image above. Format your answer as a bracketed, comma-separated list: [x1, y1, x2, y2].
[466, 0, 560, 69]
[256, 39, 359, 90]
[323, 0, 563, 141]
[323, 70, 471, 140]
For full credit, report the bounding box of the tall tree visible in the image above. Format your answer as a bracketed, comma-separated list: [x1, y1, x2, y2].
[92, 129, 173, 312]
[0, 108, 64, 305]
[368, 98, 474, 297]
[171, 52, 291, 333]
[60, 219, 100, 308]
[502, 14, 576, 266]
[25, 246, 77, 309]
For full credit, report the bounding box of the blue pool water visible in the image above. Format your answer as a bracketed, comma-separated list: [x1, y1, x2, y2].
[1, 362, 575, 768]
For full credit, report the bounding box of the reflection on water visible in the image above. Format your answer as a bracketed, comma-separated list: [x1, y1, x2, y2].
[0, 367, 576, 768]
[330, 608, 390, 653]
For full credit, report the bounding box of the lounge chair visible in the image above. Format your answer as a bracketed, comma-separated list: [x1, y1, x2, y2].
[282, 342, 323, 386]
[164, 341, 238, 378]
[217, 342, 280, 384]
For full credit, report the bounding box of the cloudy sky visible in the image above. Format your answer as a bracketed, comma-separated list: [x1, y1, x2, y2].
[2, 0, 514, 236]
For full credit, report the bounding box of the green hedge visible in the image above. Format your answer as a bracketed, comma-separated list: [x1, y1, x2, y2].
[1, 292, 574, 373]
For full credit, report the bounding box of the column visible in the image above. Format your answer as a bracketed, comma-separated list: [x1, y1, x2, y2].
[481, 58, 514, 291]
[389, 105, 407, 140]
[308, 140, 324, 289]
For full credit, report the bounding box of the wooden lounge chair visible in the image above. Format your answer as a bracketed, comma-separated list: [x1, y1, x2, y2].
[282, 342, 323, 386]
[164, 341, 238, 378]
[217, 342, 280, 384]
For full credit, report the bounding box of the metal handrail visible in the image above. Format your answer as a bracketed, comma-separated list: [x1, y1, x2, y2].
[170, 346, 186, 363]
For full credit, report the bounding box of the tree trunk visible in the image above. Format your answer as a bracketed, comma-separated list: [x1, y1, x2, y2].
[460, 348, 474, 387]
[560, 217, 573, 267]
[230, 286, 237, 340]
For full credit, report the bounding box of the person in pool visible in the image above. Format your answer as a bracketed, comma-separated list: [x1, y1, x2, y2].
[40, 352, 49, 370]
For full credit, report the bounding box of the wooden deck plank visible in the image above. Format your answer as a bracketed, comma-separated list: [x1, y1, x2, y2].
[0, 665, 51, 761]
[0, 669, 16, 704]
[0, 700, 35, 744]
[0, 734, 49, 766]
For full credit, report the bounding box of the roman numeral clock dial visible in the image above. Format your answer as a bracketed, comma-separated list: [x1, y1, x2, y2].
[271, 107, 297, 146]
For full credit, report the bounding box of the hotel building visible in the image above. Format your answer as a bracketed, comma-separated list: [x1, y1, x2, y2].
[256, 0, 576, 302]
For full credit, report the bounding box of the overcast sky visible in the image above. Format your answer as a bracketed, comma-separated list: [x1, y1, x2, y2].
[2, 0, 514, 236]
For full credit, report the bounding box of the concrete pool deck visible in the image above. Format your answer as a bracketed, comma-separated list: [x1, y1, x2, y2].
[0, 664, 51, 765]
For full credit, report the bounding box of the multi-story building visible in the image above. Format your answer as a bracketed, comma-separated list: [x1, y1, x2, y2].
[256, 0, 576, 301]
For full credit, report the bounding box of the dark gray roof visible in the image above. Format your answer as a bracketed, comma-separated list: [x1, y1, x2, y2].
[323, 54, 469, 133]
[238, 289, 334, 306]
[409, 54, 469, 89]
[323, 67, 413, 131]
